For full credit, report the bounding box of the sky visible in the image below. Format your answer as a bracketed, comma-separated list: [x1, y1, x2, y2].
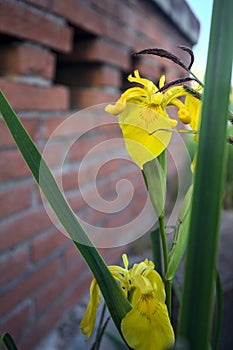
[186, 0, 214, 80]
[186, 0, 232, 85]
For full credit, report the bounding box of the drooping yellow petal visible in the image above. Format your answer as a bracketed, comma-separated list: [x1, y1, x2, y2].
[80, 279, 101, 340]
[121, 293, 175, 350]
[118, 103, 172, 168]
[185, 93, 201, 140]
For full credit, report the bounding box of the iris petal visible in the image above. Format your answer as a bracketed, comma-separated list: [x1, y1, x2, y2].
[80, 279, 101, 340]
[118, 103, 172, 168]
[121, 294, 175, 350]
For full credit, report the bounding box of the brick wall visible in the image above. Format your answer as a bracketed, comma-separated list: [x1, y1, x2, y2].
[0, 0, 199, 348]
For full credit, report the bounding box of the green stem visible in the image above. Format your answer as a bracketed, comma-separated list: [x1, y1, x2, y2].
[159, 213, 168, 274]
[157, 150, 168, 274]
[165, 279, 172, 318]
[150, 227, 163, 276]
[159, 213, 171, 316]
[157, 150, 171, 315]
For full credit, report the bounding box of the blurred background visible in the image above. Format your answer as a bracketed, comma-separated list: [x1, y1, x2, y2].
[0, 0, 232, 349]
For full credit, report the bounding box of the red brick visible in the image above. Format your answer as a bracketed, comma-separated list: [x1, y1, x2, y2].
[101, 245, 129, 265]
[30, 229, 68, 263]
[0, 117, 41, 148]
[1, 258, 59, 316]
[0, 43, 56, 80]
[53, 0, 136, 47]
[70, 87, 119, 109]
[0, 148, 30, 181]
[42, 115, 69, 140]
[41, 139, 70, 168]
[25, 0, 51, 9]
[64, 273, 92, 305]
[91, 0, 131, 24]
[0, 78, 69, 111]
[35, 258, 87, 314]
[134, 57, 166, 81]
[60, 38, 130, 71]
[52, 0, 106, 36]
[63, 243, 83, 267]
[0, 208, 52, 252]
[0, 246, 29, 286]
[61, 170, 79, 192]
[0, 0, 73, 52]
[66, 192, 86, 214]
[67, 134, 106, 162]
[19, 303, 62, 350]
[19, 273, 92, 350]
[0, 302, 31, 341]
[57, 65, 121, 88]
[0, 184, 31, 218]
[41, 112, 114, 142]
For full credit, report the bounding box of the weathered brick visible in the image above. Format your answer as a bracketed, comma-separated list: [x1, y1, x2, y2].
[41, 139, 70, 168]
[1, 258, 59, 316]
[0, 117, 41, 148]
[66, 192, 86, 214]
[67, 133, 109, 163]
[0, 208, 52, 252]
[58, 169, 79, 192]
[63, 243, 83, 267]
[41, 112, 112, 142]
[30, 229, 68, 263]
[91, 0, 131, 23]
[0, 302, 31, 341]
[59, 38, 130, 71]
[0, 246, 29, 286]
[0, 184, 31, 218]
[52, 0, 106, 36]
[19, 273, 92, 350]
[41, 115, 69, 140]
[57, 64, 121, 88]
[0, 78, 69, 111]
[134, 57, 166, 81]
[53, 0, 135, 47]
[0, 43, 56, 80]
[101, 245, 128, 265]
[0, 0, 73, 52]
[25, 0, 50, 9]
[35, 258, 87, 314]
[0, 148, 30, 181]
[70, 87, 119, 109]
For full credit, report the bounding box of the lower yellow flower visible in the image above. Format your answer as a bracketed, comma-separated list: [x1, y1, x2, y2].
[80, 254, 175, 350]
[121, 294, 175, 350]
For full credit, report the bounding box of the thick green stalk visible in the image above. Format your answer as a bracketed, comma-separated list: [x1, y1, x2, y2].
[178, 0, 233, 348]
[157, 150, 168, 274]
[143, 151, 171, 313]
[158, 213, 168, 275]
[150, 227, 163, 276]
[143, 151, 167, 276]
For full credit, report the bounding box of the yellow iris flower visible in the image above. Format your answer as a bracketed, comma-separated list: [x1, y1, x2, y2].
[105, 70, 201, 169]
[80, 254, 175, 350]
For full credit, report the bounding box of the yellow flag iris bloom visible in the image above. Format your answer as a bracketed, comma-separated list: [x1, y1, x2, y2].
[105, 70, 201, 169]
[80, 254, 175, 350]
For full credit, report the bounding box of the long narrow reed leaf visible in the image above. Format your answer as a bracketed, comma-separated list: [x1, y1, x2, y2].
[178, 0, 233, 348]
